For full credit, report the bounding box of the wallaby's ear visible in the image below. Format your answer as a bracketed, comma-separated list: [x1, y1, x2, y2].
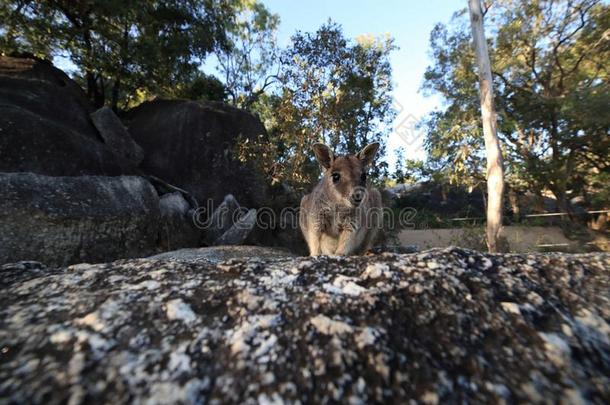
[357, 142, 380, 166]
[312, 143, 333, 169]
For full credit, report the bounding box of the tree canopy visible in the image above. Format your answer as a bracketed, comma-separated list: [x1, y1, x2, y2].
[0, 0, 240, 109]
[237, 22, 396, 189]
[216, 0, 280, 108]
[421, 0, 610, 213]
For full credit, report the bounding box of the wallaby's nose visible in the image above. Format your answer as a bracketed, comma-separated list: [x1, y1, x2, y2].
[351, 187, 367, 205]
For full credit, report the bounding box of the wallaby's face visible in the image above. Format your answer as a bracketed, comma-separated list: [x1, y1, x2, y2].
[312, 143, 380, 208]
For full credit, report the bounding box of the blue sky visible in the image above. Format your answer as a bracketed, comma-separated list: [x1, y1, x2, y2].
[261, 0, 466, 164]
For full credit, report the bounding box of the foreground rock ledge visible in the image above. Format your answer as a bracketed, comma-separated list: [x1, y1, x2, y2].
[1, 248, 609, 404]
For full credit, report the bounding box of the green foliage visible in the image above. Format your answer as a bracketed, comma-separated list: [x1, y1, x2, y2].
[392, 147, 407, 183]
[173, 72, 227, 101]
[391, 148, 438, 185]
[422, 0, 610, 212]
[589, 171, 610, 209]
[216, 0, 280, 108]
[0, 0, 238, 109]
[404, 158, 436, 184]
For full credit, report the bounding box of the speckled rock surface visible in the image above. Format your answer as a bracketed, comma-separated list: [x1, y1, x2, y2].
[0, 172, 160, 267]
[1, 248, 609, 403]
[148, 246, 296, 264]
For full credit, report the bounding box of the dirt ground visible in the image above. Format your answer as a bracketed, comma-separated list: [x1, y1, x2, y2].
[397, 226, 608, 253]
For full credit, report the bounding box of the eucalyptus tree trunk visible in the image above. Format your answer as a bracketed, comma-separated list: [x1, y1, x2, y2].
[468, 0, 505, 252]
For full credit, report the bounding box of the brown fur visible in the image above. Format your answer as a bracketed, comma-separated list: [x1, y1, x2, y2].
[300, 143, 383, 256]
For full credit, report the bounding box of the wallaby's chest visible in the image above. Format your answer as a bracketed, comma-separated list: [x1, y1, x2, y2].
[318, 206, 362, 236]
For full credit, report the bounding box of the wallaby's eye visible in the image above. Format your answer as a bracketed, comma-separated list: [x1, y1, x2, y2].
[361, 172, 367, 182]
[332, 173, 341, 183]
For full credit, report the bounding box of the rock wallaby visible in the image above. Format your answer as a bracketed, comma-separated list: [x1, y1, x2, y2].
[300, 143, 383, 256]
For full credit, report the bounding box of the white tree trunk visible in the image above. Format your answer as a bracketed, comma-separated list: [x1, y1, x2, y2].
[468, 0, 505, 253]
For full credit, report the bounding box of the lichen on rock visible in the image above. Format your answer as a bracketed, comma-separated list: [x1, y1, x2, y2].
[0, 247, 609, 403]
